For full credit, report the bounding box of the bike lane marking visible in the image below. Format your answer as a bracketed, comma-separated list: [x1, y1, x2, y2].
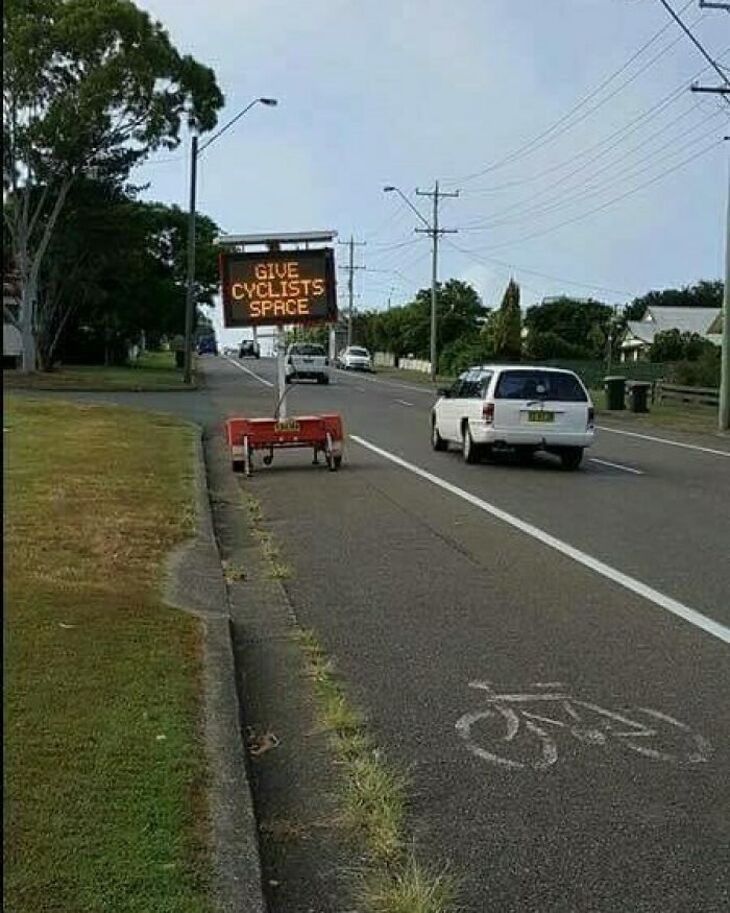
[349, 434, 730, 646]
[456, 681, 712, 769]
[223, 355, 275, 387]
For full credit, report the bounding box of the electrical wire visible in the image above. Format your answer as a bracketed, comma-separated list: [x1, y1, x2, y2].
[446, 238, 633, 298]
[460, 113, 727, 232]
[472, 137, 723, 253]
[444, 0, 698, 185]
[457, 50, 728, 199]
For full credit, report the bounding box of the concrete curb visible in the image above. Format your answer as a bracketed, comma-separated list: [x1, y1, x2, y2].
[166, 434, 266, 913]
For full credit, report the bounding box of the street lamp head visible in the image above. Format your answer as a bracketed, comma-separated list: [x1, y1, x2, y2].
[383, 185, 396, 193]
[259, 97, 278, 106]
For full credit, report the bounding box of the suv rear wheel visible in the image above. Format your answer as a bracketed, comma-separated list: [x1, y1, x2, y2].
[559, 447, 584, 470]
[431, 418, 447, 451]
[462, 423, 481, 464]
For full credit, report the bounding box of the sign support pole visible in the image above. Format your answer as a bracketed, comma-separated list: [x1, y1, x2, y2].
[276, 325, 287, 419]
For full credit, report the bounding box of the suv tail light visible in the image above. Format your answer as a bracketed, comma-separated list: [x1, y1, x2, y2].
[587, 406, 595, 428]
[482, 402, 495, 424]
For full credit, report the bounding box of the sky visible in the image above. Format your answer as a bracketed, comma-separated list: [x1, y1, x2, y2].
[135, 0, 729, 348]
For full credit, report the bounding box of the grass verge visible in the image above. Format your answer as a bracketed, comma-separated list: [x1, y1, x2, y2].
[368, 366, 451, 389]
[297, 628, 456, 912]
[3, 350, 196, 392]
[3, 395, 209, 913]
[591, 389, 720, 436]
[241, 491, 456, 911]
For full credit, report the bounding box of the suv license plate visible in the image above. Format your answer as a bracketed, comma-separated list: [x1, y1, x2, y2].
[528, 411, 554, 423]
[275, 419, 300, 433]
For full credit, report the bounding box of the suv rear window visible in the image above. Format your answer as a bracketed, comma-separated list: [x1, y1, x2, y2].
[495, 370, 587, 402]
[349, 347, 369, 356]
[291, 344, 325, 356]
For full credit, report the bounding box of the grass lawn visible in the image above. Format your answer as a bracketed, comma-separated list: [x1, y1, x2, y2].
[3, 350, 196, 392]
[3, 396, 210, 913]
[591, 389, 721, 436]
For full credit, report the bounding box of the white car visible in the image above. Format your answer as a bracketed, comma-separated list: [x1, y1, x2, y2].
[339, 346, 373, 372]
[285, 342, 330, 384]
[431, 365, 595, 469]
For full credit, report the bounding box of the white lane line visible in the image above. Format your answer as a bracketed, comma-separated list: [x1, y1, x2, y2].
[223, 356, 274, 387]
[589, 457, 644, 475]
[396, 399, 414, 407]
[598, 425, 730, 458]
[349, 434, 730, 646]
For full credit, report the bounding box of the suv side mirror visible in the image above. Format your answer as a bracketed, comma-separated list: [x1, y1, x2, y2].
[437, 387, 451, 398]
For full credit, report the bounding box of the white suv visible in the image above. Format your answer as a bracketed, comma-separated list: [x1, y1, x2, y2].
[431, 365, 595, 469]
[285, 343, 330, 384]
[339, 346, 373, 371]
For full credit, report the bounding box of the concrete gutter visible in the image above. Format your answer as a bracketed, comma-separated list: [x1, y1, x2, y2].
[166, 433, 266, 913]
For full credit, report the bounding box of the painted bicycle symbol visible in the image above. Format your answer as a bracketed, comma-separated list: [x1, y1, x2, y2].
[456, 680, 712, 770]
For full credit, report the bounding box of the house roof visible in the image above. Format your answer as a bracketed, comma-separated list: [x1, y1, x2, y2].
[625, 306, 721, 346]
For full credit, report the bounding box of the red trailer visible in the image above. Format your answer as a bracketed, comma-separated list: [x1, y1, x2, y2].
[226, 413, 344, 476]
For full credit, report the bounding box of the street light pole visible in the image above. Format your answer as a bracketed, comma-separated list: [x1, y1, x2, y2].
[182, 97, 277, 384]
[183, 133, 198, 385]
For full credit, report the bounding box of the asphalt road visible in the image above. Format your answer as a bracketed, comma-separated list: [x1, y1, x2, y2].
[58, 357, 730, 911]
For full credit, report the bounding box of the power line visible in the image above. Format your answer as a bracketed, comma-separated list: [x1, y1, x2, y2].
[460, 113, 727, 233]
[473, 138, 724, 254]
[457, 50, 728, 199]
[445, 0, 698, 185]
[446, 239, 633, 298]
[458, 96, 722, 224]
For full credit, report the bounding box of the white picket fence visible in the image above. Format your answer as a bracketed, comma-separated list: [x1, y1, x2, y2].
[373, 351, 396, 368]
[374, 351, 432, 374]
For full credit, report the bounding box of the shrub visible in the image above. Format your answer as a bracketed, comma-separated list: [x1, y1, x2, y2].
[525, 331, 592, 360]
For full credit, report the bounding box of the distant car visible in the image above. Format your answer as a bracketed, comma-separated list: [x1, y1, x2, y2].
[238, 340, 260, 359]
[431, 365, 595, 469]
[338, 346, 373, 372]
[285, 343, 330, 384]
[197, 336, 218, 356]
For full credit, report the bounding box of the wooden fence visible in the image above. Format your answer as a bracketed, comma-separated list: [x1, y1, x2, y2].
[655, 382, 719, 407]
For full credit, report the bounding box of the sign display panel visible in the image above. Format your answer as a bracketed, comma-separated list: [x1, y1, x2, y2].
[220, 248, 337, 327]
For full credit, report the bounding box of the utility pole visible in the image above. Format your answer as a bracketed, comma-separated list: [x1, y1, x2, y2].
[415, 181, 459, 381]
[720, 148, 730, 431]
[338, 236, 366, 346]
[662, 2, 729, 427]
